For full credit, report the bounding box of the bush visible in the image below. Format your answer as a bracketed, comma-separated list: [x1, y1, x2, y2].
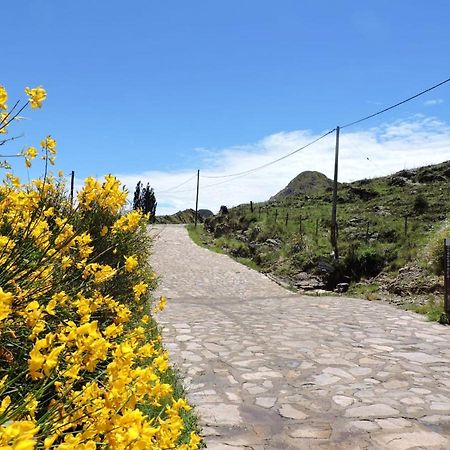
[0, 84, 201, 449]
[413, 194, 429, 214]
[344, 244, 386, 280]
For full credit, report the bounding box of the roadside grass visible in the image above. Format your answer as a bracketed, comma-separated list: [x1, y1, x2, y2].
[404, 296, 445, 322]
[347, 282, 380, 301]
[186, 223, 223, 254]
[187, 224, 261, 272]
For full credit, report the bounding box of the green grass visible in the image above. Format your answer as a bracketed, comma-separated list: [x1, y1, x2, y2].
[186, 224, 224, 254]
[405, 297, 445, 322]
[235, 256, 261, 271]
[347, 282, 380, 299]
[187, 224, 261, 272]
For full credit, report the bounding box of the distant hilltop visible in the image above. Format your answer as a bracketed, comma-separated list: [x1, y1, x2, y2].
[270, 171, 335, 201]
[156, 208, 213, 224]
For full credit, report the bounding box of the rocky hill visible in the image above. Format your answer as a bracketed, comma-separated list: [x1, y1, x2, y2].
[270, 170, 335, 201]
[156, 208, 213, 224]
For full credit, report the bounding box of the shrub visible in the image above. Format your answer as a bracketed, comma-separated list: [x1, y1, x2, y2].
[0, 84, 201, 449]
[413, 194, 429, 214]
[344, 244, 385, 280]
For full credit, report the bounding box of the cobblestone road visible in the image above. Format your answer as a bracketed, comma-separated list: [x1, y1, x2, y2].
[150, 225, 450, 450]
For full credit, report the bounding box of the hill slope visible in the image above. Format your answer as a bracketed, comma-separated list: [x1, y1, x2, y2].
[156, 208, 213, 224]
[270, 171, 335, 201]
[200, 159, 450, 315]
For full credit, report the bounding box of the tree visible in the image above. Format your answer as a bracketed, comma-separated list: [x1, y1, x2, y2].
[133, 181, 157, 222]
[133, 181, 142, 210]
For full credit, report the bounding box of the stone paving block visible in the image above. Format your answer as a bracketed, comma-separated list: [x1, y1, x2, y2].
[372, 428, 450, 449]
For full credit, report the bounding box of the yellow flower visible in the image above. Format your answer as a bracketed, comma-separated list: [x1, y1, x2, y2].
[0, 85, 7, 110]
[25, 86, 47, 108]
[44, 206, 54, 217]
[24, 146, 38, 158]
[0, 419, 39, 449]
[112, 211, 141, 233]
[0, 395, 11, 414]
[43, 345, 64, 376]
[83, 263, 116, 284]
[40, 135, 57, 154]
[153, 295, 167, 313]
[24, 393, 38, 418]
[0, 287, 13, 321]
[100, 225, 108, 236]
[188, 431, 202, 449]
[0, 375, 8, 391]
[124, 255, 138, 272]
[45, 298, 57, 315]
[153, 353, 169, 373]
[28, 346, 45, 380]
[133, 281, 148, 300]
[0, 112, 7, 133]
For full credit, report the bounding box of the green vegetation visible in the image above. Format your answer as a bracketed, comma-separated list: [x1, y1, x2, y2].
[405, 297, 444, 322]
[187, 224, 261, 271]
[187, 224, 224, 254]
[198, 161, 450, 311]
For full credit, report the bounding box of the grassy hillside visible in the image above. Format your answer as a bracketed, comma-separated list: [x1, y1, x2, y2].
[199, 161, 450, 318]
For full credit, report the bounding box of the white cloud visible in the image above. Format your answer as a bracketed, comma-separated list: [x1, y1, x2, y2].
[424, 98, 444, 106]
[90, 116, 450, 215]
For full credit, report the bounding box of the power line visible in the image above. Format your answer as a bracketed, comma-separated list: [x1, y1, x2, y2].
[158, 76, 450, 196]
[341, 76, 450, 129]
[157, 172, 197, 193]
[201, 129, 335, 179]
[198, 76, 450, 182]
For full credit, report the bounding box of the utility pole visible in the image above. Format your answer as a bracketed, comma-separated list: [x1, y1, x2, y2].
[194, 169, 200, 228]
[331, 126, 340, 259]
[70, 170, 75, 207]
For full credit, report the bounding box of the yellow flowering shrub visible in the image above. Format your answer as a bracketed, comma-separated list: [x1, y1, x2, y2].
[0, 84, 202, 449]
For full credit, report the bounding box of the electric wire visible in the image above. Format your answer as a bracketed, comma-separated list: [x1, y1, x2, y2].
[341, 76, 450, 129]
[199, 77, 450, 181]
[157, 172, 197, 193]
[200, 128, 335, 179]
[157, 76, 450, 197]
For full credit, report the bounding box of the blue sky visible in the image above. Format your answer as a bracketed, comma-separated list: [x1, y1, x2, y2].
[3, 1, 450, 213]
